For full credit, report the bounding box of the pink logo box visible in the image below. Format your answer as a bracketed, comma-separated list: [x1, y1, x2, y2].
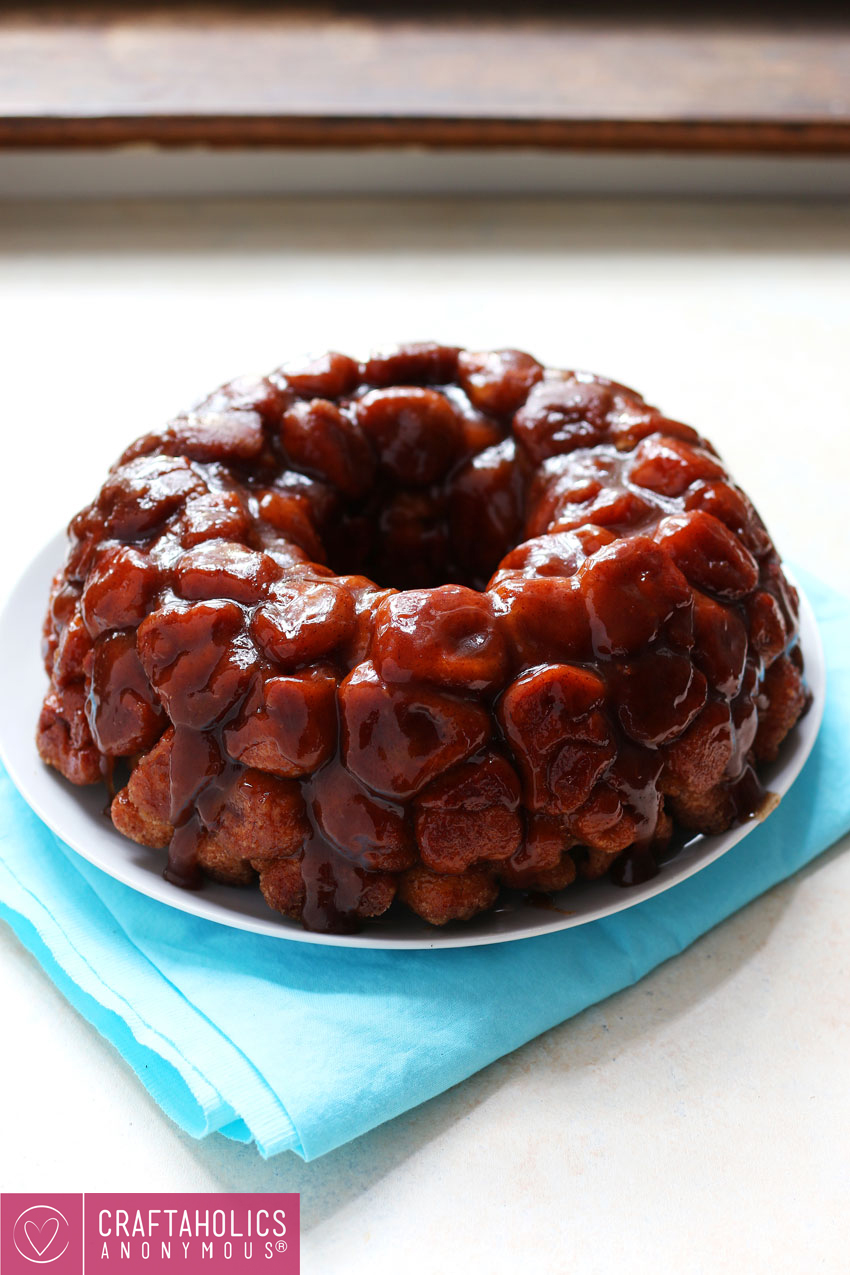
[1, 1193, 300, 1275]
[1, 1195, 83, 1275]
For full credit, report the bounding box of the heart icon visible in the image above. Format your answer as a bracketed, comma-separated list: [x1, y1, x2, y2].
[24, 1217, 59, 1257]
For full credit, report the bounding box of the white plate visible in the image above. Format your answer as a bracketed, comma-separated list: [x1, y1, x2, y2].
[0, 533, 825, 949]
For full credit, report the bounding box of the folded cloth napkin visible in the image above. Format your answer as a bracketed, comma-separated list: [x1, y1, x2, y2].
[1, 567, 849, 1161]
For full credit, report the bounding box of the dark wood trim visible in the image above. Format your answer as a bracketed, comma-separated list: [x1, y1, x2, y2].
[3, 116, 850, 154]
[3, 4, 849, 154]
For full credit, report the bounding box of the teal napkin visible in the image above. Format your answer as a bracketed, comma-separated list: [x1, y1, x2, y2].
[1, 569, 848, 1161]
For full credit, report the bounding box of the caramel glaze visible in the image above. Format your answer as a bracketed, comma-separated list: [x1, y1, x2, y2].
[39, 344, 808, 933]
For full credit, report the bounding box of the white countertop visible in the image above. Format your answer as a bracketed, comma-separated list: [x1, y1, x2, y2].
[1, 195, 848, 1274]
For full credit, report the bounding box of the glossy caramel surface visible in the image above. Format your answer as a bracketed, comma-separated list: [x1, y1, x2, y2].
[37, 343, 808, 932]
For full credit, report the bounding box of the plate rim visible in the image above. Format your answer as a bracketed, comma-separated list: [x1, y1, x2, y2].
[0, 530, 826, 950]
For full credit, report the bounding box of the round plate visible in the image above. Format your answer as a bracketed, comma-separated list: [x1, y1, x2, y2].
[0, 533, 825, 949]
